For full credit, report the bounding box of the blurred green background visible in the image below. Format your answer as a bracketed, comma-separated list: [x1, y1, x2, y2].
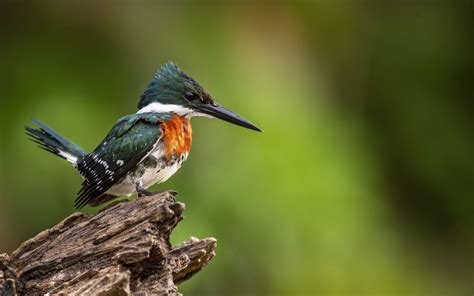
[1, 1, 473, 295]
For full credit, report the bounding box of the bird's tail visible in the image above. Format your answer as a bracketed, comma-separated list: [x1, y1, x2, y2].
[25, 118, 88, 166]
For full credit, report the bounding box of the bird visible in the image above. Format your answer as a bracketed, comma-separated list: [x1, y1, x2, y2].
[25, 62, 261, 208]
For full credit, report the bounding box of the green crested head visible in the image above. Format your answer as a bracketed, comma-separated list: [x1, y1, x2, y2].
[137, 62, 261, 132]
[138, 62, 212, 110]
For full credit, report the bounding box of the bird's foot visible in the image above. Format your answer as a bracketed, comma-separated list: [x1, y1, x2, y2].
[137, 188, 154, 197]
[136, 185, 178, 198]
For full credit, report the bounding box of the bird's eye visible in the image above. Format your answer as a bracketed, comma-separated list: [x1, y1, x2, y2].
[184, 91, 197, 101]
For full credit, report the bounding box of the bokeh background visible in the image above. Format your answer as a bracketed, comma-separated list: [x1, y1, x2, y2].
[1, 1, 473, 295]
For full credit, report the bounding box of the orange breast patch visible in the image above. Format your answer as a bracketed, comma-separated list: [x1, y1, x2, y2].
[161, 114, 192, 160]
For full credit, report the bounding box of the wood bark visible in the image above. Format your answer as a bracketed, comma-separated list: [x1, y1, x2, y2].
[0, 192, 216, 295]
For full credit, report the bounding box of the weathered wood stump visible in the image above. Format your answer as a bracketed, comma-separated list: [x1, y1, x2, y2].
[0, 192, 216, 295]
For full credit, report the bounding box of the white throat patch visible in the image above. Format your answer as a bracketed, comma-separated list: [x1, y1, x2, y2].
[137, 102, 193, 115]
[137, 102, 214, 119]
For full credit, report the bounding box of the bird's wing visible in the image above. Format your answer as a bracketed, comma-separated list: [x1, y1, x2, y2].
[74, 113, 168, 208]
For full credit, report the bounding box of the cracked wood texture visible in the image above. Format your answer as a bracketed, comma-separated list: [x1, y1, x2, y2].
[0, 192, 216, 296]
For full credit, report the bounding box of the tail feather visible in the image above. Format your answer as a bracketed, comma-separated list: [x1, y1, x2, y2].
[25, 118, 88, 166]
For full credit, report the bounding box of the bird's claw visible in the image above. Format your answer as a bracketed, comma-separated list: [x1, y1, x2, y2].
[137, 188, 178, 198]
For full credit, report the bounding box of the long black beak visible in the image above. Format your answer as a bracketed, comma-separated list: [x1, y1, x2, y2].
[192, 101, 262, 132]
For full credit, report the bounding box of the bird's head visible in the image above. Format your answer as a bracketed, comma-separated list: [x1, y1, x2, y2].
[137, 62, 261, 132]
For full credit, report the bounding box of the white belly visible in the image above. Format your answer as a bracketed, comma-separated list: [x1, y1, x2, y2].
[105, 150, 188, 196]
[141, 158, 183, 188]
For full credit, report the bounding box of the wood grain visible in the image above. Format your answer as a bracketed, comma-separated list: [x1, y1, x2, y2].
[0, 192, 216, 295]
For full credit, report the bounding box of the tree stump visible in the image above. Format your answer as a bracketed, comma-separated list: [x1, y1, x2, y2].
[0, 191, 216, 295]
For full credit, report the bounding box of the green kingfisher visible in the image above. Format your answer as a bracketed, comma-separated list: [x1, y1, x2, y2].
[26, 62, 261, 208]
